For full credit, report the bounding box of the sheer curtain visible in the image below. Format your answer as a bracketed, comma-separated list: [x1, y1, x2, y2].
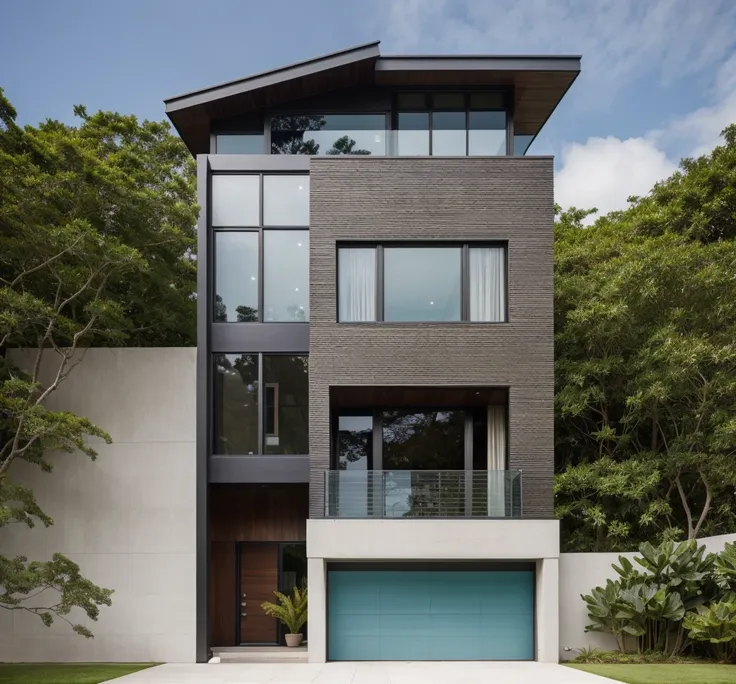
[487, 405, 507, 517]
[338, 248, 376, 321]
[470, 247, 506, 322]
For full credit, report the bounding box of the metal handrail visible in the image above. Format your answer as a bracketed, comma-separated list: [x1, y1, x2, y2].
[324, 469, 522, 519]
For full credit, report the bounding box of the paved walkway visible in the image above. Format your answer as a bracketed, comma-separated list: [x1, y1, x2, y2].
[106, 661, 617, 684]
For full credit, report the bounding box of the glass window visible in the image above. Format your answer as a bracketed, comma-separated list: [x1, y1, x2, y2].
[384, 247, 461, 321]
[263, 355, 308, 454]
[514, 134, 534, 156]
[216, 134, 265, 154]
[432, 111, 466, 156]
[338, 247, 376, 322]
[271, 114, 386, 156]
[382, 410, 465, 470]
[213, 354, 259, 454]
[433, 93, 464, 109]
[470, 92, 506, 109]
[263, 230, 309, 321]
[211, 175, 259, 226]
[469, 246, 506, 322]
[398, 93, 427, 109]
[468, 111, 507, 156]
[263, 175, 309, 226]
[397, 112, 429, 156]
[214, 232, 258, 322]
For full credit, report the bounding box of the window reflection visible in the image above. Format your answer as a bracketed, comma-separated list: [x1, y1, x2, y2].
[263, 355, 309, 454]
[432, 111, 466, 156]
[270, 114, 386, 155]
[216, 134, 264, 154]
[397, 113, 429, 156]
[263, 175, 309, 226]
[383, 247, 461, 321]
[263, 230, 309, 321]
[213, 354, 259, 454]
[211, 175, 259, 226]
[214, 232, 258, 322]
[469, 111, 506, 156]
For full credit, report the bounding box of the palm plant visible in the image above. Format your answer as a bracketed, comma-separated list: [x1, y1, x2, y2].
[261, 586, 308, 636]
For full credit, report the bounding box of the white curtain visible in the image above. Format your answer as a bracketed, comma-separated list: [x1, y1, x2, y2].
[339, 248, 376, 321]
[470, 247, 506, 322]
[487, 405, 507, 517]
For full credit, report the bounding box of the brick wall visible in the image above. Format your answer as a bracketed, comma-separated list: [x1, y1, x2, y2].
[308, 157, 555, 518]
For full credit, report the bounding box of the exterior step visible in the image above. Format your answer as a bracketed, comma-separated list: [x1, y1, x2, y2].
[212, 646, 308, 663]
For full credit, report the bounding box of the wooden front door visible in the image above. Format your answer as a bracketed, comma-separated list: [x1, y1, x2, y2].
[240, 544, 278, 643]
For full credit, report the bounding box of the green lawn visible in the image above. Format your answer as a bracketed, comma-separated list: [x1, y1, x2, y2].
[567, 663, 736, 684]
[0, 663, 157, 684]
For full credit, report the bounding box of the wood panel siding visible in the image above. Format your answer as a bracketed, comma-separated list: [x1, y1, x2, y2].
[239, 545, 279, 643]
[210, 483, 308, 542]
[210, 542, 236, 647]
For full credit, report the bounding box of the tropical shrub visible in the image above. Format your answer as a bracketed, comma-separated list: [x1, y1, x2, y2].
[582, 540, 736, 659]
[261, 586, 308, 635]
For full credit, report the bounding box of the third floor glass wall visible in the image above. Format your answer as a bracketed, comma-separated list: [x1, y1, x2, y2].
[213, 91, 536, 156]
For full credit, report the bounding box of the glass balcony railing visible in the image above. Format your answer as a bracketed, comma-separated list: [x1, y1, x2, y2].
[324, 470, 522, 519]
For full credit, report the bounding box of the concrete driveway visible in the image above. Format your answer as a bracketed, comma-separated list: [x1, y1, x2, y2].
[107, 661, 618, 684]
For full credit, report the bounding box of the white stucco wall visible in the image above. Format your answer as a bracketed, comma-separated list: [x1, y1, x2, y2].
[0, 348, 196, 663]
[559, 532, 736, 661]
[306, 518, 560, 663]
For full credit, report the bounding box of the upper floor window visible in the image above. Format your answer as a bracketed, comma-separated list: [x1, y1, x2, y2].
[338, 244, 507, 323]
[215, 134, 265, 154]
[395, 92, 507, 156]
[270, 114, 387, 156]
[212, 173, 309, 322]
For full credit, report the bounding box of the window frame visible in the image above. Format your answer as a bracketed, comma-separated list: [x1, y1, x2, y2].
[267, 111, 391, 156]
[211, 172, 309, 324]
[212, 352, 308, 456]
[391, 88, 512, 156]
[336, 241, 509, 324]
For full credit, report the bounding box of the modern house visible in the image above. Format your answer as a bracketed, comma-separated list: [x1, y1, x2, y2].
[164, 41, 580, 664]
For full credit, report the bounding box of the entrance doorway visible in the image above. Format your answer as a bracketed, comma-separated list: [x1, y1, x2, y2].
[237, 542, 307, 645]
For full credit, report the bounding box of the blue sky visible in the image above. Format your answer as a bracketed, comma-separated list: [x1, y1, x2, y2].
[2, 0, 736, 215]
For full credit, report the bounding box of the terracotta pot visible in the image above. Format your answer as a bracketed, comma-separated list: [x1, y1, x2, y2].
[285, 633, 303, 647]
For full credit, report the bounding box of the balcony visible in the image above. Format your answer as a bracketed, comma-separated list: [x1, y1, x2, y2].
[324, 470, 522, 519]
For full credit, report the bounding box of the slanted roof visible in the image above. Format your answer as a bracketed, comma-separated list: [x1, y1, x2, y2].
[165, 42, 581, 155]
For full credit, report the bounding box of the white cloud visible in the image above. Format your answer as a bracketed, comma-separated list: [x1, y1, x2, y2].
[554, 56, 736, 217]
[379, 0, 736, 105]
[555, 137, 676, 215]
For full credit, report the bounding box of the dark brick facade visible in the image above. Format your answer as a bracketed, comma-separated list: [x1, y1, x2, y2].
[308, 156, 555, 518]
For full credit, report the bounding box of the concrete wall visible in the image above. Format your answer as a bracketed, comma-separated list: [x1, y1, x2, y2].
[306, 519, 560, 663]
[0, 348, 196, 663]
[309, 156, 556, 519]
[558, 533, 736, 661]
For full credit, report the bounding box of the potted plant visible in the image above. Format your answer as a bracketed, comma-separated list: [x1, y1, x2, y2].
[261, 585, 308, 647]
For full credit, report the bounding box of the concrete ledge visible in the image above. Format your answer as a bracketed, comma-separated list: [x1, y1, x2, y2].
[307, 519, 560, 560]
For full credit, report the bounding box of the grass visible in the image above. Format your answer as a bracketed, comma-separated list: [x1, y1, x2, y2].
[0, 663, 157, 684]
[567, 663, 736, 684]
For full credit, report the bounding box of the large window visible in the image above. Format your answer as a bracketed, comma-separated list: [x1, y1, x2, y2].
[338, 244, 507, 323]
[214, 354, 308, 455]
[395, 92, 507, 156]
[270, 114, 387, 156]
[211, 173, 309, 322]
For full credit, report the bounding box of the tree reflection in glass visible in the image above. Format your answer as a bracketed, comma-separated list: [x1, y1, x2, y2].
[270, 114, 385, 155]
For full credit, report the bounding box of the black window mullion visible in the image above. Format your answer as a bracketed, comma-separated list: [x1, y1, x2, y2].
[258, 228, 264, 322]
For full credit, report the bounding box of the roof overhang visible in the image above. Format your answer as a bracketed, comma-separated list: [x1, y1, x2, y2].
[165, 43, 580, 155]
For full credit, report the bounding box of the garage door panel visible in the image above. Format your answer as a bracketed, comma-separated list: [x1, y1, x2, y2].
[328, 569, 534, 661]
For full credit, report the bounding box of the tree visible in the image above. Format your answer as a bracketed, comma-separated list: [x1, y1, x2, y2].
[326, 136, 371, 155]
[555, 126, 736, 552]
[0, 89, 197, 634]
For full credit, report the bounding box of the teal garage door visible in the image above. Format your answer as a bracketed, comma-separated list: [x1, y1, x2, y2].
[327, 569, 534, 661]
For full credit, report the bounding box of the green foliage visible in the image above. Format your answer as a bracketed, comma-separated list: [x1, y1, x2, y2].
[555, 125, 736, 552]
[261, 586, 308, 635]
[0, 554, 113, 638]
[714, 543, 736, 592]
[0, 89, 196, 636]
[583, 540, 736, 661]
[684, 595, 736, 662]
[571, 648, 704, 664]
